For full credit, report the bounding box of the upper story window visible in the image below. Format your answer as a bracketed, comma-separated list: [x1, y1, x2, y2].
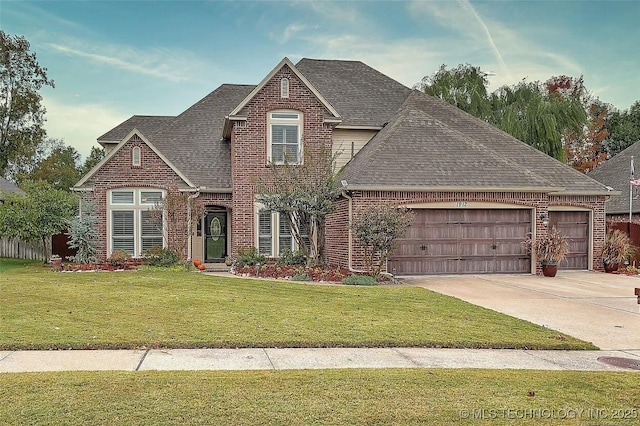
[132, 146, 141, 167]
[280, 78, 289, 98]
[268, 110, 303, 164]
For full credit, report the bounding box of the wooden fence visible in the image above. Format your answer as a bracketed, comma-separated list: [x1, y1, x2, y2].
[0, 237, 49, 260]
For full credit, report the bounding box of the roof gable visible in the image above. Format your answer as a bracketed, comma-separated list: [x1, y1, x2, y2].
[223, 58, 341, 138]
[74, 129, 195, 190]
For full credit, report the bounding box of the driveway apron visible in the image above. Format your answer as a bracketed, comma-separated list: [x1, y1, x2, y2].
[402, 271, 640, 351]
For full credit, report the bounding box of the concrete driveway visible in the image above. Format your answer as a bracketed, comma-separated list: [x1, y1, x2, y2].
[402, 271, 640, 351]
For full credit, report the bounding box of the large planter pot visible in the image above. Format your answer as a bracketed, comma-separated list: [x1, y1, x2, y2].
[541, 264, 558, 277]
[603, 262, 620, 273]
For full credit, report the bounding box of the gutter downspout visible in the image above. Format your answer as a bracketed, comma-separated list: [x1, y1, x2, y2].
[187, 188, 201, 261]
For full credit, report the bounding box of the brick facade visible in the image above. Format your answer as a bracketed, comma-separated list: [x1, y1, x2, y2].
[85, 134, 189, 260]
[229, 64, 335, 256]
[324, 191, 607, 274]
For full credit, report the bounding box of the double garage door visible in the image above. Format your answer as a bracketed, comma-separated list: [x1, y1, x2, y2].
[388, 209, 588, 275]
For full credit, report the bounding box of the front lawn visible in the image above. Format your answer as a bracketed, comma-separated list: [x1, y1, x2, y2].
[1, 369, 638, 425]
[0, 263, 595, 350]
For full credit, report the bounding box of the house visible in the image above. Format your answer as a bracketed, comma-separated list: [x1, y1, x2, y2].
[589, 140, 640, 223]
[74, 58, 613, 275]
[0, 176, 25, 203]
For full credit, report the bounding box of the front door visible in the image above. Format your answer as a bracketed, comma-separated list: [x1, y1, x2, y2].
[205, 212, 227, 262]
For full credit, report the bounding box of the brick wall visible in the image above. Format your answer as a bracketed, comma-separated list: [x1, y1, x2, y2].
[85, 134, 190, 260]
[230, 64, 335, 256]
[325, 191, 606, 274]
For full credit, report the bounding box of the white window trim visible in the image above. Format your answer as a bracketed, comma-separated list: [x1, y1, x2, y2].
[254, 203, 299, 257]
[280, 78, 289, 98]
[267, 110, 303, 165]
[132, 146, 141, 167]
[107, 188, 166, 257]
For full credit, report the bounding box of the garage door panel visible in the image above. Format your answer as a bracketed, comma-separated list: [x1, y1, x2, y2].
[549, 211, 589, 270]
[389, 209, 531, 275]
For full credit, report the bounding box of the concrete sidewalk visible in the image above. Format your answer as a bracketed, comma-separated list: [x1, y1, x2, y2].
[1, 347, 640, 373]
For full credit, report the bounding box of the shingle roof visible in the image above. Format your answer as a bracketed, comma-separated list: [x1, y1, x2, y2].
[296, 59, 412, 128]
[342, 90, 612, 194]
[589, 141, 640, 214]
[0, 176, 25, 201]
[149, 84, 255, 190]
[97, 115, 176, 142]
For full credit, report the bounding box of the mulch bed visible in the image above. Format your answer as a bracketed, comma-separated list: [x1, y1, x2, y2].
[232, 264, 352, 282]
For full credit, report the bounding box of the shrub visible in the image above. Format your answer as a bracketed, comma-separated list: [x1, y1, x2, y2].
[143, 246, 180, 267]
[108, 251, 131, 267]
[342, 274, 378, 286]
[291, 273, 311, 281]
[236, 247, 265, 266]
[277, 249, 307, 266]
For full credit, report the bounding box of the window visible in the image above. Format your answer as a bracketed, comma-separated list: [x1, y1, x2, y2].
[256, 206, 305, 256]
[141, 210, 163, 252]
[108, 188, 165, 256]
[268, 111, 302, 164]
[280, 78, 289, 98]
[132, 146, 141, 167]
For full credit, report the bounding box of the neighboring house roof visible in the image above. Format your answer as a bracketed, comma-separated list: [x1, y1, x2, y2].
[589, 140, 640, 214]
[296, 58, 412, 128]
[97, 115, 176, 143]
[0, 176, 25, 202]
[342, 90, 613, 195]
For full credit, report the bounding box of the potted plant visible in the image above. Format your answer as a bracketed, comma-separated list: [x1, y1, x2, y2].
[224, 256, 234, 267]
[599, 229, 634, 273]
[50, 254, 62, 271]
[524, 227, 568, 277]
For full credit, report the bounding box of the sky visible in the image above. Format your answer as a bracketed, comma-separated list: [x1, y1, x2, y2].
[2, 0, 639, 161]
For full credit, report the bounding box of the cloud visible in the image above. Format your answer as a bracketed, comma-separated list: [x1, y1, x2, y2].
[42, 96, 128, 160]
[47, 40, 214, 83]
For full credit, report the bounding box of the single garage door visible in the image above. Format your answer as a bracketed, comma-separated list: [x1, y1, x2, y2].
[549, 211, 589, 270]
[388, 209, 531, 275]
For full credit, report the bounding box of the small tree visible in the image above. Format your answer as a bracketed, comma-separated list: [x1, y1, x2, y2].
[149, 188, 205, 260]
[0, 180, 76, 261]
[256, 147, 343, 265]
[351, 205, 413, 276]
[66, 196, 98, 263]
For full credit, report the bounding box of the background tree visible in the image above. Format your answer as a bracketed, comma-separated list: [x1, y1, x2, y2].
[0, 31, 54, 176]
[0, 180, 76, 261]
[605, 101, 640, 156]
[351, 205, 413, 276]
[66, 196, 99, 263]
[416, 65, 590, 163]
[80, 146, 105, 176]
[416, 63, 492, 120]
[148, 189, 205, 260]
[256, 147, 342, 265]
[6, 138, 81, 190]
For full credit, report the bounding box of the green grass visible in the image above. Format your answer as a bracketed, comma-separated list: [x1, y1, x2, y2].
[0, 258, 41, 273]
[1, 369, 638, 425]
[0, 263, 594, 350]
